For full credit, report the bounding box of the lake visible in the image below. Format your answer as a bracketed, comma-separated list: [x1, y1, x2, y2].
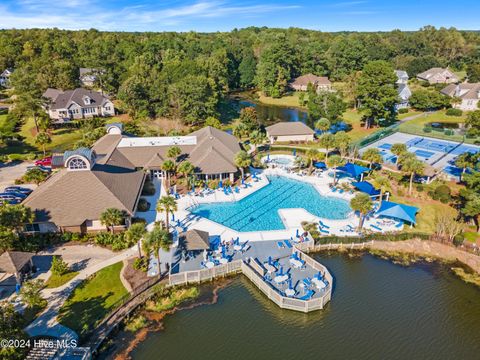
[127, 254, 480, 360]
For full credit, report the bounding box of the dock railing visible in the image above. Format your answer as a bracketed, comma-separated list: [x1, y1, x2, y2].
[168, 260, 243, 286]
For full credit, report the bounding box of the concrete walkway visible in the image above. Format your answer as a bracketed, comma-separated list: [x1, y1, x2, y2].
[25, 246, 137, 341]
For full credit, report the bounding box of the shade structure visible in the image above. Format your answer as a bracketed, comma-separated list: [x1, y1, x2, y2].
[352, 181, 380, 197]
[375, 201, 419, 224]
[181, 229, 210, 251]
[313, 161, 327, 169]
[337, 162, 370, 178]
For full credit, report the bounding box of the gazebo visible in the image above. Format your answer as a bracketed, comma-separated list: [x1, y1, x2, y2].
[337, 162, 370, 181]
[375, 201, 419, 227]
[181, 229, 211, 251]
[352, 181, 381, 197]
[0, 251, 34, 284]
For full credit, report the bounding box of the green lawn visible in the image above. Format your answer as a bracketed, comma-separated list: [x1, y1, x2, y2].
[45, 271, 79, 288]
[256, 91, 306, 108]
[58, 262, 128, 339]
[397, 110, 477, 144]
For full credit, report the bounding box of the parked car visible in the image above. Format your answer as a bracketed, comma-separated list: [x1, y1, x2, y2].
[0, 193, 20, 201]
[4, 186, 33, 194]
[6, 191, 28, 199]
[35, 157, 52, 167]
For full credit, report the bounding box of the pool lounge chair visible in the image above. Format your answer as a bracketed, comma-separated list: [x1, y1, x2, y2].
[319, 220, 330, 229]
[370, 224, 382, 231]
[395, 221, 404, 228]
[284, 239, 292, 248]
[299, 289, 314, 301]
[320, 229, 330, 234]
[277, 241, 285, 249]
[302, 277, 312, 288]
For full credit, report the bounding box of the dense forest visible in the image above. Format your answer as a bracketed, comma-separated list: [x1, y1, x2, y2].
[1, 26, 480, 125]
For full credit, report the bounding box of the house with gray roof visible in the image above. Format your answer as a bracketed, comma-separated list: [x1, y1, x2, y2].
[395, 70, 411, 109]
[441, 83, 480, 111]
[0, 68, 13, 88]
[265, 122, 315, 143]
[79, 67, 103, 87]
[417, 68, 459, 84]
[43, 88, 114, 123]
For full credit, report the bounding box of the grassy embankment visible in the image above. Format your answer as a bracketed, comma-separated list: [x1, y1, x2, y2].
[58, 262, 128, 339]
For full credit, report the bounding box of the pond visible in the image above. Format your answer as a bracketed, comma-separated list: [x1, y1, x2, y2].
[127, 254, 480, 360]
[227, 95, 310, 126]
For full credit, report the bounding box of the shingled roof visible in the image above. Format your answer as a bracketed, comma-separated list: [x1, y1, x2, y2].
[441, 83, 480, 100]
[0, 251, 33, 274]
[181, 229, 210, 250]
[43, 88, 110, 110]
[290, 74, 331, 87]
[266, 122, 315, 136]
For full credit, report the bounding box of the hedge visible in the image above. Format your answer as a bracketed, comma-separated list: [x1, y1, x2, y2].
[313, 232, 432, 245]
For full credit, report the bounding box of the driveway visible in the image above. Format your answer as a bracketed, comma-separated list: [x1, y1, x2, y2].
[0, 160, 34, 190]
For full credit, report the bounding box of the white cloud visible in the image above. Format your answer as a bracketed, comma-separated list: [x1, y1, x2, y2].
[0, 0, 300, 31]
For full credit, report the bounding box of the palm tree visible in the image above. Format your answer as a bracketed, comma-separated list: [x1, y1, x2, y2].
[333, 131, 351, 159]
[234, 150, 251, 179]
[35, 132, 51, 156]
[371, 175, 391, 203]
[177, 161, 195, 189]
[328, 154, 345, 185]
[143, 224, 172, 276]
[100, 208, 124, 234]
[156, 195, 177, 230]
[319, 133, 335, 161]
[305, 148, 320, 174]
[399, 153, 425, 195]
[249, 130, 266, 151]
[315, 118, 330, 134]
[161, 160, 175, 189]
[391, 143, 407, 167]
[362, 148, 382, 168]
[350, 193, 373, 231]
[455, 153, 474, 182]
[167, 146, 182, 165]
[125, 222, 147, 258]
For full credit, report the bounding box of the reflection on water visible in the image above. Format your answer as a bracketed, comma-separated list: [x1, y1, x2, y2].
[228, 96, 310, 127]
[128, 253, 480, 360]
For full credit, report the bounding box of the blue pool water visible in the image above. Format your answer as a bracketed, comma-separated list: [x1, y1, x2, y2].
[190, 176, 351, 232]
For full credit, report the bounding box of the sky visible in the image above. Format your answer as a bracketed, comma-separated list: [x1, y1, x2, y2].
[1, 0, 479, 32]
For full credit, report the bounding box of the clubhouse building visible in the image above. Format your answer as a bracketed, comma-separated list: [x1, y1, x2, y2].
[24, 126, 241, 233]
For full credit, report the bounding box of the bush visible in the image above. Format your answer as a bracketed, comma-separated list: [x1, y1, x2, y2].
[94, 232, 129, 251]
[312, 232, 431, 244]
[446, 108, 463, 116]
[423, 126, 432, 133]
[50, 256, 70, 276]
[429, 184, 451, 203]
[137, 198, 150, 212]
[133, 257, 148, 272]
[444, 129, 454, 136]
[453, 233, 465, 247]
[398, 108, 409, 114]
[141, 179, 156, 196]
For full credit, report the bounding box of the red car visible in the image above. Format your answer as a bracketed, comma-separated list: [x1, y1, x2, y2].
[35, 156, 52, 167]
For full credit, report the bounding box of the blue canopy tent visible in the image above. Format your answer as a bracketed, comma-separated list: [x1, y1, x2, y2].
[313, 161, 327, 169]
[352, 181, 380, 197]
[337, 162, 370, 180]
[375, 201, 419, 227]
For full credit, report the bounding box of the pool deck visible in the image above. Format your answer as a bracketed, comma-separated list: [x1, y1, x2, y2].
[154, 168, 403, 243]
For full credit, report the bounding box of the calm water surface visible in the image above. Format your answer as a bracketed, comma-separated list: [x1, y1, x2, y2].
[130, 254, 480, 360]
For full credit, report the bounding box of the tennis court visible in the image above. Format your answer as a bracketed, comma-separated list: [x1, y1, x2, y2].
[360, 132, 480, 179]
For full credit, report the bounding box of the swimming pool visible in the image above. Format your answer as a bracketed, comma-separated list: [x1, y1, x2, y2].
[190, 176, 351, 232]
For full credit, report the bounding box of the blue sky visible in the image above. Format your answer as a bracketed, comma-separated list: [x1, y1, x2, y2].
[1, 0, 479, 32]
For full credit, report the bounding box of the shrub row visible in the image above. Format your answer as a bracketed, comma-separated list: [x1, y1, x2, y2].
[313, 232, 432, 245]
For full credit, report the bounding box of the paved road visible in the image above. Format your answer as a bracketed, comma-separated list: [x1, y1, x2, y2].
[25, 246, 137, 341]
[0, 160, 34, 190]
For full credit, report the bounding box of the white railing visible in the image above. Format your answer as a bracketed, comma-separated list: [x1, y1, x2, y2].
[168, 260, 243, 286]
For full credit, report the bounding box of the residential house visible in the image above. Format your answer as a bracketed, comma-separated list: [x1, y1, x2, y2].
[265, 122, 315, 143]
[0, 68, 13, 88]
[43, 88, 114, 123]
[79, 68, 102, 87]
[24, 126, 242, 233]
[395, 70, 411, 109]
[441, 83, 480, 111]
[416, 68, 459, 84]
[290, 74, 332, 92]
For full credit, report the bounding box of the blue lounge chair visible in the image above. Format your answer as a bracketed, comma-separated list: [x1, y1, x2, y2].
[319, 220, 330, 229]
[277, 241, 285, 249]
[395, 221, 404, 228]
[284, 239, 292, 248]
[371, 224, 382, 231]
[299, 290, 314, 301]
[302, 277, 312, 287]
[338, 189, 344, 194]
[320, 229, 330, 234]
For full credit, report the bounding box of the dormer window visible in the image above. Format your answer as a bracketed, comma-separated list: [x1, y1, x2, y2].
[68, 157, 88, 170]
[83, 96, 91, 105]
